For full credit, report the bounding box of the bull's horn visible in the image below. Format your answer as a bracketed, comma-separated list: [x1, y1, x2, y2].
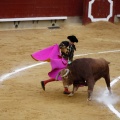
[55, 72, 60, 81]
[62, 69, 70, 77]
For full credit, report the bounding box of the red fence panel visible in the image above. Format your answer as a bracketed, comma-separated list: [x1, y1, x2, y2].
[114, 0, 120, 15]
[0, 0, 119, 23]
[0, 0, 84, 18]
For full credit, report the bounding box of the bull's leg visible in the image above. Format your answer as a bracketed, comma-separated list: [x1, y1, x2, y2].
[104, 74, 112, 95]
[68, 85, 79, 97]
[87, 78, 95, 101]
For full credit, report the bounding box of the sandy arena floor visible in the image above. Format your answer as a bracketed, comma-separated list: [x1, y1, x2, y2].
[0, 21, 120, 120]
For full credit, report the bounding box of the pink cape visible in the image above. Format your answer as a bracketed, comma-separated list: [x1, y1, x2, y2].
[31, 44, 68, 80]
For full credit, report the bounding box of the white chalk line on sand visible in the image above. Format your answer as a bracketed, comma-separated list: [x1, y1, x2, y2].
[98, 76, 120, 118]
[74, 49, 120, 57]
[0, 49, 120, 118]
[110, 77, 120, 118]
[0, 62, 47, 82]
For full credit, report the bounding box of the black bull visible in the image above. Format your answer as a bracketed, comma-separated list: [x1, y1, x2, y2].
[56, 58, 111, 100]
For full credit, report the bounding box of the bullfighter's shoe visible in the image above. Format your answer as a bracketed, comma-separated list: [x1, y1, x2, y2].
[63, 87, 70, 94]
[41, 81, 45, 91]
[63, 91, 70, 94]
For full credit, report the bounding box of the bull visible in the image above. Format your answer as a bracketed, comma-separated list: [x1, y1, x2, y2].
[56, 58, 111, 101]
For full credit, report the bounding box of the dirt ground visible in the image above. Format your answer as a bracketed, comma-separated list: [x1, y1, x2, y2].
[0, 21, 120, 120]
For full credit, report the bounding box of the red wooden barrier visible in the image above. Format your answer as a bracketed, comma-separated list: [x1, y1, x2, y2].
[0, 0, 83, 18]
[0, 0, 119, 24]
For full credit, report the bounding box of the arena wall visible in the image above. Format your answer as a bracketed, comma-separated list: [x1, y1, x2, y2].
[0, 0, 119, 29]
[114, 0, 120, 15]
[0, 0, 83, 18]
[0, 0, 119, 19]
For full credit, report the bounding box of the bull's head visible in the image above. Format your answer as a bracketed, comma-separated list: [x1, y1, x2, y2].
[56, 69, 69, 80]
[56, 69, 73, 87]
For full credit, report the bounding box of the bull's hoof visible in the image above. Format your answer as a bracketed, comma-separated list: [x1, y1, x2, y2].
[87, 97, 92, 101]
[68, 93, 74, 97]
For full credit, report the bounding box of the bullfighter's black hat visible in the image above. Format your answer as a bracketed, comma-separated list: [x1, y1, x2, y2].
[67, 35, 78, 43]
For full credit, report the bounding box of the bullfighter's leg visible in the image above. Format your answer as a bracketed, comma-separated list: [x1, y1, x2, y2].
[41, 78, 70, 94]
[87, 78, 95, 101]
[41, 78, 55, 91]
